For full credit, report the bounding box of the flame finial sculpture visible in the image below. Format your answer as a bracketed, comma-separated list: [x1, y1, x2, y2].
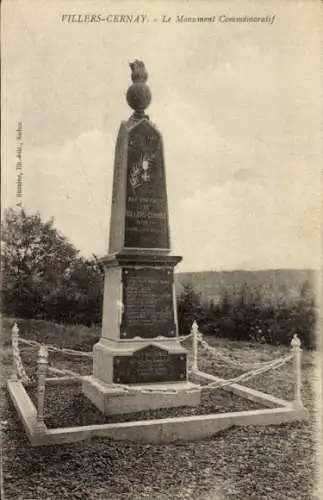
[126, 60, 151, 119]
[130, 60, 148, 83]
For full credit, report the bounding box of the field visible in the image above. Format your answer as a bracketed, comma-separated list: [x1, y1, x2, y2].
[1, 317, 319, 500]
[175, 269, 316, 305]
[175, 269, 317, 350]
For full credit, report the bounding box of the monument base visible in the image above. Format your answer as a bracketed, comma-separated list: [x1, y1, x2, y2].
[91, 338, 189, 385]
[82, 376, 201, 415]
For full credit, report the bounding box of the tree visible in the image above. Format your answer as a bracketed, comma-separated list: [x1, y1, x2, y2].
[177, 284, 202, 334]
[1, 208, 104, 324]
[56, 254, 104, 325]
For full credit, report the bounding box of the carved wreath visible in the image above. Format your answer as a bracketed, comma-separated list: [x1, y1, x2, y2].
[129, 153, 155, 190]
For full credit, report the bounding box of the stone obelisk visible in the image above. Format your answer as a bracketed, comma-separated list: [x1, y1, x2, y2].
[82, 61, 201, 414]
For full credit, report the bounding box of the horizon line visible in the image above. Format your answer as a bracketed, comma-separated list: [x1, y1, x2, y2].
[175, 268, 318, 273]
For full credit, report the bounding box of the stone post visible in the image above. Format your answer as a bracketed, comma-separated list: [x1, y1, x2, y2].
[11, 323, 19, 381]
[291, 334, 303, 408]
[191, 321, 199, 372]
[35, 345, 48, 430]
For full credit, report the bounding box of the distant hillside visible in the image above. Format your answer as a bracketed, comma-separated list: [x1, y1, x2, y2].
[175, 269, 316, 304]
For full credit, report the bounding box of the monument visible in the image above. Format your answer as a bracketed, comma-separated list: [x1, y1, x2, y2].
[82, 61, 201, 414]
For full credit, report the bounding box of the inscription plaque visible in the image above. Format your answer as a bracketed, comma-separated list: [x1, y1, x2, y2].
[125, 121, 170, 249]
[113, 345, 187, 384]
[121, 267, 176, 339]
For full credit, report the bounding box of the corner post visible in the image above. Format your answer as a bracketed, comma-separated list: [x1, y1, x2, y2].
[35, 345, 48, 430]
[191, 321, 199, 372]
[11, 323, 19, 381]
[291, 334, 303, 408]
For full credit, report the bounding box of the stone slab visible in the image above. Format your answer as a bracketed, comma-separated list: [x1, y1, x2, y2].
[124, 120, 170, 250]
[92, 339, 188, 385]
[6, 380, 47, 444]
[108, 119, 171, 254]
[99, 255, 182, 342]
[82, 375, 201, 415]
[40, 406, 309, 446]
[121, 267, 176, 339]
[113, 344, 186, 384]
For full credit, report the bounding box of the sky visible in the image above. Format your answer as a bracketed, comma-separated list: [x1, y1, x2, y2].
[2, 0, 322, 272]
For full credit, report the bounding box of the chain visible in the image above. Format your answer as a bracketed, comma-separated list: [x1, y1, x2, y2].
[46, 351, 291, 396]
[113, 384, 201, 395]
[197, 334, 287, 371]
[19, 337, 93, 358]
[199, 354, 293, 391]
[16, 327, 291, 396]
[178, 332, 193, 342]
[47, 365, 200, 395]
[47, 365, 84, 380]
[19, 332, 191, 358]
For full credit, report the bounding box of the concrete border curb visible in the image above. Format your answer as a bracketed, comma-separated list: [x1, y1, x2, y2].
[7, 378, 309, 447]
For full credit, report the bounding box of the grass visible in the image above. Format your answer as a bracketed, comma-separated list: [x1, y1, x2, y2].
[1, 316, 100, 351]
[0, 317, 319, 499]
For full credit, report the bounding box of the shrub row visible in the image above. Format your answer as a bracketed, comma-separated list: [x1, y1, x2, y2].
[177, 284, 316, 349]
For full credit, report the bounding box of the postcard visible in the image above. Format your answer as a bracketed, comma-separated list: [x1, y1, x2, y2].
[1, 1, 322, 499]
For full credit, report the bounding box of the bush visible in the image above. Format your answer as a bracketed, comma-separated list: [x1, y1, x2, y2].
[1, 208, 104, 326]
[177, 281, 316, 349]
[177, 284, 202, 335]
